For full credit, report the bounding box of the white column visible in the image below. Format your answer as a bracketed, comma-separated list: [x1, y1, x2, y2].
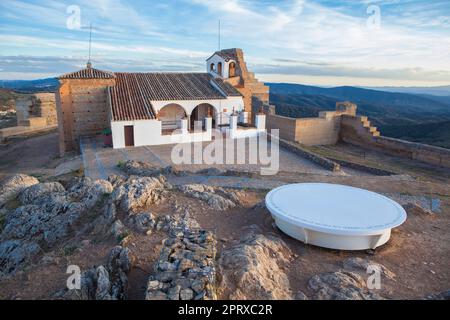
[230, 114, 238, 130]
[239, 112, 249, 124]
[229, 114, 238, 139]
[180, 118, 188, 134]
[255, 114, 266, 131]
[194, 120, 203, 132]
[205, 117, 213, 133]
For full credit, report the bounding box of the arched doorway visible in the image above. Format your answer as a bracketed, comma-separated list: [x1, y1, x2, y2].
[229, 62, 236, 77]
[190, 103, 216, 130]
[158, 104, 187, 132]
[217, 62, 223, 76]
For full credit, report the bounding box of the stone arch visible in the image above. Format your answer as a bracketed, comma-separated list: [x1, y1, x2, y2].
[158, 103, 187, 130]
[190, 103, 218, 129]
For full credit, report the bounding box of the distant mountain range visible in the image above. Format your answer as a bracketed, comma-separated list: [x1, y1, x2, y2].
[0, 78, 58, 93]
[365, 85, 450, 97]
[268, 83, 450, 148]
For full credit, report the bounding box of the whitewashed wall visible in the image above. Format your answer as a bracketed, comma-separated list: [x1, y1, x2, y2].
[111, 119, 213, 149]
[206, 54, 235, 78]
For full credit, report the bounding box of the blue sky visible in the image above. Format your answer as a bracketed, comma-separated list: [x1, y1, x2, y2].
[0, 0, 449, 86]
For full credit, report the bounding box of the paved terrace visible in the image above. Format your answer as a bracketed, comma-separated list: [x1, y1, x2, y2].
[80, 137, 373, 181]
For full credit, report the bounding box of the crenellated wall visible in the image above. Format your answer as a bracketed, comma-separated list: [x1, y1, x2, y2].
[267, 101, 450, 169]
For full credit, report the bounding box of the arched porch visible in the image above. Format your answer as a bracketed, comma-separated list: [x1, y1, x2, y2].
[190, 103, 217, 131]
[158, 103, 187, 133]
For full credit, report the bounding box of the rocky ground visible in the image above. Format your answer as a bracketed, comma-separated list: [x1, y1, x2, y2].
[0, 158, 449, 300]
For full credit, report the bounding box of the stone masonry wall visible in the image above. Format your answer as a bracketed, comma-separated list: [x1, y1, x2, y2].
[56, 78, 116, 155]
[266, 102, 357, 146]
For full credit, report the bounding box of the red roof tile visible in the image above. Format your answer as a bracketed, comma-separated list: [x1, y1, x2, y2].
[58, 67, 116, 80]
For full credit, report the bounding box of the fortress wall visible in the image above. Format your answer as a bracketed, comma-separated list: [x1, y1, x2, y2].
[266, 114, 298, 141]
[295, 117, 341, 146]
[341, 115, 450, 168]
[267, 111, 343, 146]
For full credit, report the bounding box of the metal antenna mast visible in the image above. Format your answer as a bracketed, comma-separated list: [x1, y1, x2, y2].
[218, 20, 221, 51]
[87, 23, 92, 68]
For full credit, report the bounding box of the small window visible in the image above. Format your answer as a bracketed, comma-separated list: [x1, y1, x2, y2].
[218, 62, 223, 76]
[229, 62, 236, 77]
[210, 63, 215, 72]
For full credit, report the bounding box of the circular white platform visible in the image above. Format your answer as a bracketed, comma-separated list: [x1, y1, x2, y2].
[265, 183, 407, 250]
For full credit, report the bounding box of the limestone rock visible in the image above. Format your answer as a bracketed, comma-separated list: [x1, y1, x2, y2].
[69, 178, 113, 209]
[425, 290, 450, 300]
[109, 220, 126, 239]
[19, 182, 66, 205]
[0, 174, 39, 208]
[218, 229, 293, 300]
[65, 246, 133, 300]
[121, 160, 172, 177]
[177, 184, 238, 211]
[343, 257, 396, 280]
[131, 212, 156, 234]
[113, 176, 168, 212]
[0, 240, 40, 279]
[308, 270, 384, 300]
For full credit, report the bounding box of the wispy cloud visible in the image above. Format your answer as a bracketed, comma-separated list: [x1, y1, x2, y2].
[0, 0, 449, 86]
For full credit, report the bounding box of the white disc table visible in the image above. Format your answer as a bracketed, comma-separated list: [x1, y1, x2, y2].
[265, 183, 407, 250]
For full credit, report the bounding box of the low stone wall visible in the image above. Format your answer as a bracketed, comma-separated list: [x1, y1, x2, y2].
[329, 158, 396, 176]
[269, 134, 341, 172]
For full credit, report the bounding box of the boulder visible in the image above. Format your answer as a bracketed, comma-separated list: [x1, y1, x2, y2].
[113, 176, 168, 212]
[0, 174, 39, 207]
[219, 229, 293, 300]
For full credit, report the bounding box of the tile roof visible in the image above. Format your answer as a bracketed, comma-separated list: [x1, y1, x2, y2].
[58, 67, 116, 80]
[110, 73, 244, 121]
[110, 73, 157, 121]
[206, 51, 235, 62]
[211, 78, 242, 97]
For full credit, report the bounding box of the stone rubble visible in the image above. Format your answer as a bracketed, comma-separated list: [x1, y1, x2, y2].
[145, 212, 217, 301]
